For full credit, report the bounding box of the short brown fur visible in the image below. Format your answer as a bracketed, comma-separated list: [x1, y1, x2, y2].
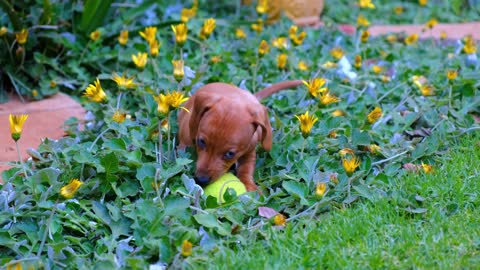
[178, 80, 302, 191]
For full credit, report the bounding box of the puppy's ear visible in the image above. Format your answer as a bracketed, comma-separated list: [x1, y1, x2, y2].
[251, 105, 273, 151]
[189, 92, 220, 142]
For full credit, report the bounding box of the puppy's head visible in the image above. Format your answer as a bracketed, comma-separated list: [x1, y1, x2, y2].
[188, 92, 272, 186]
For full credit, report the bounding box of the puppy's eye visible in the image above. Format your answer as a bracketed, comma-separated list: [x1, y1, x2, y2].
[197, 138, 206, 149]
[223, 151, 235, 160]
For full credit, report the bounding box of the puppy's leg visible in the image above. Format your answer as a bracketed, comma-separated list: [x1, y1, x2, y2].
[236, 150, 258, 191]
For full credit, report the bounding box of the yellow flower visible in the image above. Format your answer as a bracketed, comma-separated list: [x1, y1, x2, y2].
[367, 107, 382, 124]
[167, 91, 189, 108]
[258, 40, 270, 56]
[421, 162, 433, 173]
[256, 0, 268, 14]
[0, 26, 7, 36]
[354, 55, 362, 69]
[32, 89, 38, 97]
[291, 32, 306, 46]
[118, 30, 128, 45]
[235, 28, 247, 39]
[394, 6, 404, 15]
[419, 0, 427, 6]
[357, 14, 370, 27]
[386, 34, 397, 43]
[273, 213, 286, 226]
[181, 240, 193, 257]
[289, 26, 298, 40]
[181, 7, 197, 22]
[297, 61, 308, 71]
[322, 61, 337, 68]
[440, 31, 447, 40]
[288, 25, 306, 46]
[343, 156, 361, 176]
[332, 109, 345, 117]
[446, 70, 458, 81]
[171, 23, 188, 47]
[330, 47, 344, 60]
[139, 26, 157, 45]
[50, 80, 57, 88]
[154, 91, 189, 115]
[463, 35, 477, 54]
[411, 75, 427, 88]
[329, 130, 337, 138]
[319, 92, 340, 105]
[132, 52, 148, 69]
[154, 94, 170, 115]
[316, 182, 327, 197]
[368, 144, 381, 155]
[172, 59, 185, 82]
[426, 18, 438, 29]
[420, 85, 435, 96]
[372, 65, 382, 74]
[60, 179, 83, 199]
[200, 18, 216, 40]
[277, 53, 287, 69]
[89, 30, 101, 41]
[295, 111, 318, 138]
[112, 111, 126, 123]
[15, 28, 28, 45]
[404, 33, 418, 45]
[302, 78, 327, 98]
[149, 39, 161, 57]
[251, 19, 263, 33]
[359, 0, 375, 9]
[210, 55, 222, 63]
[272, 37, 288, 50]
[112, 73, 137, 89]
[360, 30, 369, 43]
[84, 78, 107, 102]
[9, 114, 28, 141]
[339, 148, 355, 156]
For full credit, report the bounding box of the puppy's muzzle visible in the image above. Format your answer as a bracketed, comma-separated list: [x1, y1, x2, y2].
[194, 175, 210, 186]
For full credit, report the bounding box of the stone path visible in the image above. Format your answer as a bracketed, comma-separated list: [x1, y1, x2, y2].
[0, 21, 478, 181]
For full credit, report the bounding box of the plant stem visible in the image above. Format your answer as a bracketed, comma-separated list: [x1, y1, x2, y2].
[88, 128, 110, 152]
[167, 113, 171, 161]
[37, 199, 59, 257]
[158, 120, 163, 167]
[448, 84, 452, 109]
[252, 54, 260, 92]
[15, 140, 28, 178]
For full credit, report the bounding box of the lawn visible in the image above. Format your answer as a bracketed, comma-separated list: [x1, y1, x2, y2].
[1, 0, 479, 269]
[202, 134, 480, 269]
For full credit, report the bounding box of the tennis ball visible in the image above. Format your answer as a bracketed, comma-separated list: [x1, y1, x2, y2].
[203, 173, 246, 203]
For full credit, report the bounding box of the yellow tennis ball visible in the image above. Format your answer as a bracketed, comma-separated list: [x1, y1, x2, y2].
[203, 173, 246, 203]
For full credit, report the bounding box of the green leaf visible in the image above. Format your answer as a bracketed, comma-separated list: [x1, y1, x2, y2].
[352, 129, 371, 146]
[164, 196, 191, 217]
[103, 138, 127, 151]
[282, 181, 309, 205]
[194, 213, 230, 236]
[100, 152, 120, 175]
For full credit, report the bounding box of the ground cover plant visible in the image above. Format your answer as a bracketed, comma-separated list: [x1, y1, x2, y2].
[1, 0, 480, 269]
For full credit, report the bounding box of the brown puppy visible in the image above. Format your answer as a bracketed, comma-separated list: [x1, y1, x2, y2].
[178, 80, 302, 191]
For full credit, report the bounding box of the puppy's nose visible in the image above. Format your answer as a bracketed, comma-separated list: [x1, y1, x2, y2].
[194, 175, 210, 186]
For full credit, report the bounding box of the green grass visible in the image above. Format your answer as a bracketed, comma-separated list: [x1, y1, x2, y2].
[195, 133, 480, 269]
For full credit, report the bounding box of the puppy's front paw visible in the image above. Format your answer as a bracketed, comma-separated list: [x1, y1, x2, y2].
[244, 182, 258, 192]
